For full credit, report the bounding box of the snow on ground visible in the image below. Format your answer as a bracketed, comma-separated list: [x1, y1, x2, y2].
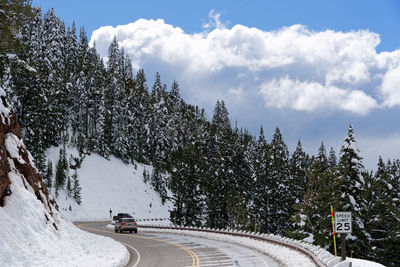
[0, 163, 129, 267]
[46, 146, 172, 222]
[335, 258, 385, 267]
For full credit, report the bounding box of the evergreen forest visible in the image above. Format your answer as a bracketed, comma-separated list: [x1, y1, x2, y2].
[1, 2, 399, 265]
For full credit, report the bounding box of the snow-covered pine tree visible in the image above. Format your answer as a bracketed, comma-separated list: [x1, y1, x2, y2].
[328, 147, 337, 168]
[289, 142, 333, 248]
[212, 100, 231, 132]
[268, 127, 291, 234]
[202, 100, 235, 229]
[71, 27, 89, 147]
[64, 22, 78, 129]
[252, 126, 272, 233]
[227, 125, 253, 230]
[385, 159, 400, 266]
[99, 36, 120, 157]
[166, 80, 183, 153]
[113, 48, 132, 161]
[290, 140, 308, 207]
[42, 8, 67, 146]
[86, 45, 105, 153]
[130, 69, 150, 163]
[334, 124, 367, 258]
[0, 0, 33, 74]
[148, 73, 171, 165]
[363, 157, 400, 266]
[168, 142, 205, 226]
[72, 169, 81, 205]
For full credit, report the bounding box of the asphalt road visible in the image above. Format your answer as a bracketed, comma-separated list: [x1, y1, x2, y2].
[77, 221, 281, 267]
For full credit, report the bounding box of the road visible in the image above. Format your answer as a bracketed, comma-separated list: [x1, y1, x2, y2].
[77, 222, 281, 267]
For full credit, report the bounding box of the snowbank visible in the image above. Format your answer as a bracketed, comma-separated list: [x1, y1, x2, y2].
[336, 258, 385, 267]
[0, 157, 129, 267]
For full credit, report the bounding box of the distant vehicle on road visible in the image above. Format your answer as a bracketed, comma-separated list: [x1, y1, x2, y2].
[112, 213, 133, 222]
[115, 218, 138, 233]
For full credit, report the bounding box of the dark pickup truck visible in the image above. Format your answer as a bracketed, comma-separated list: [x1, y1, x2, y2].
[112, 213, 133, 222]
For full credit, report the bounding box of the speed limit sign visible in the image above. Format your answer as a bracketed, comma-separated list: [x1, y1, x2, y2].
[335, 212, 352, 233]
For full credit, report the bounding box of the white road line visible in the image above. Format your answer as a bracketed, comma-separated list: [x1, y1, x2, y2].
[120, 241, 141, 267]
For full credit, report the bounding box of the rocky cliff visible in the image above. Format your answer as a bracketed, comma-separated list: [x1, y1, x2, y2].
[0, 87, 58, 227]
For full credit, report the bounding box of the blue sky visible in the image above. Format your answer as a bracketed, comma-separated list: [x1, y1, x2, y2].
[32, 0, 400, 169]
[32, 0, 400, 52]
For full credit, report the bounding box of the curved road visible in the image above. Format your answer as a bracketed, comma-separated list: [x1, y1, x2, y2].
[77, 222, 281, 267]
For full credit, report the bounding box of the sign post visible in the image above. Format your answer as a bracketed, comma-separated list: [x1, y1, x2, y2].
[330, 206, 337, 256]
[335, 211, 352, 261]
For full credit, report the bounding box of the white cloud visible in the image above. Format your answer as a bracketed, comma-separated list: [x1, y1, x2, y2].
[381, 67, 400, 107]
[89, 17, 400, 114]
[202, 9, 227, 30]
[258, 77, 377, 115]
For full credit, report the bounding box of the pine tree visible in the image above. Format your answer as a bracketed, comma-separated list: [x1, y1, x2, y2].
[0, 0, 33, 74]
[44, 160, 53, 188]
[66, 175, 72, 197]
[290, 140, 308, 206]
[202, 100, 233, 229]
[268, 127, 291, 234]
[252, 126, 272, 233]
[291, 142, 334, 247]
[212, 100, 231, 132]
[228, 127, 253, 230]
[100, 36, 120, 157]
[151, 163, 167, 203]
[363, 158, 400, 266]
[328, 147, 337, 168]
[54, 147, 68, 195]
[72, 169, 81, 205]
[148, 72, 171, 164]
[168, 142, 205, 226]
[334, 124, 367, 258]
[130, 69, 150, 163]
[41, 8, 67, 146]
[86, 45, 105, 153]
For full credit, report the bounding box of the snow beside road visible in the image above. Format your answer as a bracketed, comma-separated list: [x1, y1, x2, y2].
[46, 146, 172, 222]
[336, 258, 385, 267]
[0, 162, 129, 267]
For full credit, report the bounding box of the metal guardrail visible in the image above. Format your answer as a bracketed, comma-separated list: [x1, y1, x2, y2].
[139, 225, 327, 267]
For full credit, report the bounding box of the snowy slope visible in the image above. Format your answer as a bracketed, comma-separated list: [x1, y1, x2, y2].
[46, 146, 172, 222]
[0, 172, 129, 267]
[0, 87, 129, 267]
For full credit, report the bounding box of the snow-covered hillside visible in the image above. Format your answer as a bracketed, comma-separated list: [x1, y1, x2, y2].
[0, 87, 129, 267]
[0, 171, 129, 267]
[46, 147, 172, 222]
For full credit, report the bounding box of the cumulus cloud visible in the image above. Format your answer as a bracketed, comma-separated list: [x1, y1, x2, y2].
[381, 67, 400, 107]
[89, 17, 400, 115]
[259, 77, 377, 115]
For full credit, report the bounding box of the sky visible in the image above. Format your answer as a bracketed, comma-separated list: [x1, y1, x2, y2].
[32, 0, 400, 170]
